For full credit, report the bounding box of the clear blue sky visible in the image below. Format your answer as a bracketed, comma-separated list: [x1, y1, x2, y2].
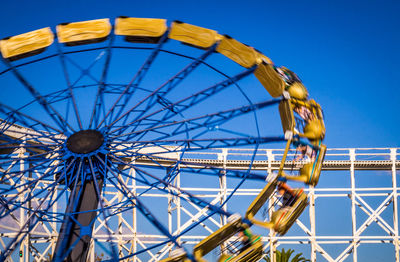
[0, 0, 399, 147]
[0, 1, 399, 261]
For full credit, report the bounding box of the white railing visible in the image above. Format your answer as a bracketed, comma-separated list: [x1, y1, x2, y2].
[1, 147, 398, 262]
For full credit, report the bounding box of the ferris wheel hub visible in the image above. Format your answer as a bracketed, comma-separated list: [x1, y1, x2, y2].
[66, 129, 105, 154]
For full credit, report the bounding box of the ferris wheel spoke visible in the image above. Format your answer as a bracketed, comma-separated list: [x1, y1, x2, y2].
[164, 142, 190, 183]
[0, 46, 105, 76]
[107, 152, 164, 193]
[0, 158, 66, 218]
[109, 142, 182, 166]
[39, 184, 71, 224]
[0, 195, 20, 225]
[110, 138, 261, 163]
[111, 145, 268, 184]
[63, 52, 104, 86]
[108, 66, 255, 138]
[92, 175, 172, 260]
[113, 136, 285, 153]
[107, 44, 217, 133]
[133, 198, 188, 254]
[133, 165, 234, 229]
[89, 34, 115, 129]
[0, 119, 61, 155]
[133, 160, 183, 198]
[0, 148, 62, 178]
[109, 138, 275, 179]
[104, 154, 173, 200]
[107, 155, 232, 220]
[0, 102, 64, 137]
[98, 33, 169, 129]
[104, 190, 190, 261]
[1, 58, 76, 133]
[0, 164, 63, 260]
[205, 127, 259, 139]
[0, 128, 61, 145]
[0, 152, 46, 167]
[220, 143, 261, 208]
[95, 157, 186, 251]
[0, 140, 57, 158]
[0, 154, 62, 187]
[111, 98, 280, 143]
[0, 171, 61, 220]
[55, 40, 84, 130]
[0, 126, 62, 150]
[55, 48, 110, 127]
[234, 82, 263, 141]
[0, 155, 67, 204]
[143, 69, 257, 131]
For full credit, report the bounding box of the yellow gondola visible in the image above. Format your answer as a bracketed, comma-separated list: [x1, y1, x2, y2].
[57, 18, 111, 46]
[281, 143, 327, 186]
[193, 214, 263, 262]
[245, 180, 308, 235]
[254, 62, 285, 98]
[279, 98, 325, 143]
[255, 52, 273, 65]
[115, 16, 167, 43]
[0, 27, 53, 61]
[299, 143, 326, 186]
[169, 21, 221, 49]
[270, 188, 308, 235]
[217, 232, 264, 262]
[286, 82, 309, 100]
[245, 179, 278, 229]
[293, 99, 325, 143]
[216, 35, 258, 68]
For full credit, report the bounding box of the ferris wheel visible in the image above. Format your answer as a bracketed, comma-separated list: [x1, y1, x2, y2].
[0, 17, 326, 261]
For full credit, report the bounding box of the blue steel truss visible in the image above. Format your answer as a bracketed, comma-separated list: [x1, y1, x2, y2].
[0, 25, 287, 261]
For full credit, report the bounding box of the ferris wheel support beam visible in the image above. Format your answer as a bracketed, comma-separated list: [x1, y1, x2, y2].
[52, 171, 104, 262]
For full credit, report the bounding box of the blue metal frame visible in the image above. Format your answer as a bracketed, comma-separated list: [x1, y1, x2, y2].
[0, 28, 287, 261]
[107, 43, 218, 135]
[98, 32, 169, 129]
[108, 66, 257, 139]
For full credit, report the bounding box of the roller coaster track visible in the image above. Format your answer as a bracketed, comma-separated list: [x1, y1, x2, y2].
[2, 122, 398, 171]
[133, 157, 400, 171]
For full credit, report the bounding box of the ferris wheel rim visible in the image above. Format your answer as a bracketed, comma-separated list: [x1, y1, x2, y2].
[0, 17, 292, 261]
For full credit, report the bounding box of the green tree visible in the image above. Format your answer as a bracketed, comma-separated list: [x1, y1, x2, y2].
[263, 248, 311, 262]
